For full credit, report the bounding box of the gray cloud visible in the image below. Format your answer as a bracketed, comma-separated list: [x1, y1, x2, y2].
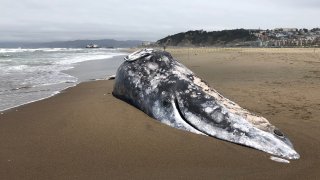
[0, 0, 319, 42]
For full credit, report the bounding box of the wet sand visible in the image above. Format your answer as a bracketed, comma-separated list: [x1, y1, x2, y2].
[1, 48, 320, 179]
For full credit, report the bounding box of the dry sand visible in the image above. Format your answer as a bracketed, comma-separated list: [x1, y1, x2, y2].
[1, 48, 320, 179]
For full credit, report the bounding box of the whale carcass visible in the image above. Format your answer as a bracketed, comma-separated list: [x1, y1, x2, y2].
[112, 49, 300, 160]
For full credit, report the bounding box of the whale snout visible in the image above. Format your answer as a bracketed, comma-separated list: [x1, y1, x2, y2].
[271, 130, 300, 159]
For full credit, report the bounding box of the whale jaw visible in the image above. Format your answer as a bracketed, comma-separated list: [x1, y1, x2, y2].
[173, 94, 300, 160]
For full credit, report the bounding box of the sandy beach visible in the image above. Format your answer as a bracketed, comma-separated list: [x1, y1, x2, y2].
[1, 48, 320, 179]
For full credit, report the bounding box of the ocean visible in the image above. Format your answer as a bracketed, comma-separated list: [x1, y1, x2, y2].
[0, 48, 126, 111]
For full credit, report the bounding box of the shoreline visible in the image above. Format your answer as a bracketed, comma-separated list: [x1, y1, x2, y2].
[1, 48, 319, 179]
[0, 89, 63, 113]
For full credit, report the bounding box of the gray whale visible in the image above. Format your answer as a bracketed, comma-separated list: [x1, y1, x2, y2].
[113, 49, 300, 160]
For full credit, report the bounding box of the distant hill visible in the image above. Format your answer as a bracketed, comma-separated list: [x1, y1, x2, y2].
[156, 29, 258, 47]
[0, 39, 144, 48]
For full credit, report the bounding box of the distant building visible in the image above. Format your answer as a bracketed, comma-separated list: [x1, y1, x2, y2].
[86, 44, 99, 48]
[141, 41, 153, 47]
[274, 28, 298, 32]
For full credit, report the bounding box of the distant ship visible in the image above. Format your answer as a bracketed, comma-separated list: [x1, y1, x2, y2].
[86, 44, 99, 48]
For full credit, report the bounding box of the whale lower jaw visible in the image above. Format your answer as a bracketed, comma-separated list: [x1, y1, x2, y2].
[170, 99, 300, 160]
[172, 112, 299, 159]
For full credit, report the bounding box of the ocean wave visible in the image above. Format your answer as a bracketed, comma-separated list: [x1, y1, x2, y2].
[0, 59, 12, 63]
[20, 69, 78, 87]
[56, 53, 125, 65]
[0, 69, 77, 93]
[0, 48, 84, 53]
[33, 48, 84, 52]
[1, 64, 73, 73]
[0, 48, 127, 112]
[0, 49, 37, 53]
[4, 65, 30, 71]
[0, 54, 11, 57]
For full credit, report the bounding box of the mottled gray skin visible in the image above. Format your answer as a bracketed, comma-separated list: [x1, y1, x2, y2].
[113, 49, 299, 160]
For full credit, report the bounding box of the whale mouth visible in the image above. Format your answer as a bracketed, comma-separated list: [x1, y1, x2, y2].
[174, 98, 210, 136]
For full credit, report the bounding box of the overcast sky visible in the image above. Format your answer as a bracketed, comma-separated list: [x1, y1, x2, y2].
[1, 0, 319, 42]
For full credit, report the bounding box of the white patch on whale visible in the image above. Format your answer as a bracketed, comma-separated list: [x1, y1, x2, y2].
[125, 48, 154, 61]
[270, 156, 290, 163]
[204, 107, 214, 113]
[147, 62, 159, 71]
